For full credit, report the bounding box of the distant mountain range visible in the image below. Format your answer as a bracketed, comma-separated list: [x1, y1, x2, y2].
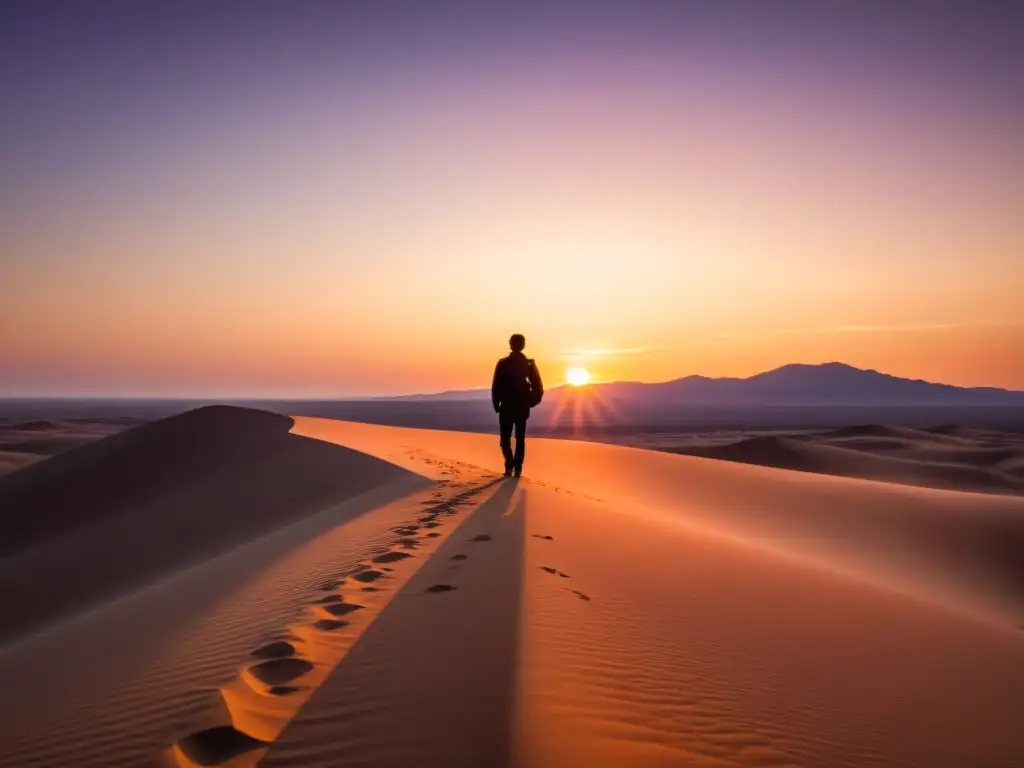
[385, 362, 1024, 406]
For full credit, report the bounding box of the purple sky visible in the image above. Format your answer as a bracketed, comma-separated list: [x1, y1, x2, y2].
[3, 2, 1022, 396]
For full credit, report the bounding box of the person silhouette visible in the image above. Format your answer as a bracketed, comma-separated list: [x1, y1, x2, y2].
[491, 334, 543, 477]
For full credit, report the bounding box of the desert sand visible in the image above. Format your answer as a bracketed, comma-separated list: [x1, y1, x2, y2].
[0, 417, 128, 476]
[1, 407, 1022, 767]
[662, 423, 1024, 496]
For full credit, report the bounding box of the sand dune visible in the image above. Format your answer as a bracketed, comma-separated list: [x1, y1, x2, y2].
[669, 423, 1024, 496]
[0, 449, 43, 474]
[928, 423, 1013, 441]
[0, 406, 417, 643]
[0, 417, 125, 476]
[1000, 454, 1024, 477]
[2, 407, 298, 555]
[1, 410, 1022, 767]
[683, 434, 1023, 494]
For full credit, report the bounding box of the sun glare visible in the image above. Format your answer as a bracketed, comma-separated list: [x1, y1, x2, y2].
[566, 367, 591, 387]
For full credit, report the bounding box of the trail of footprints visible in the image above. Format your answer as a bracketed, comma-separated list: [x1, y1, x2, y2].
[171, 475, 502, 767]
[535, 534, 591, 602]
[173, 476, 595, 765]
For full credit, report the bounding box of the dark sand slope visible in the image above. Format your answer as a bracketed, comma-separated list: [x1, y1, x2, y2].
[0, 406, 416, 643]
[671, 424, 1024, 495]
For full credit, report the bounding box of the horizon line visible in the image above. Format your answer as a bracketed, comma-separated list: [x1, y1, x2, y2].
[3, 360, 1024, 401]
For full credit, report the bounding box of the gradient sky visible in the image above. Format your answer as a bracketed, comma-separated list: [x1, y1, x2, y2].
[3, 1, 1022, 396]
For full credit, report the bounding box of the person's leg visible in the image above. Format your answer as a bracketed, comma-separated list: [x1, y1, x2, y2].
[498, 413, 515, 474]
[513, 415, 527, 474]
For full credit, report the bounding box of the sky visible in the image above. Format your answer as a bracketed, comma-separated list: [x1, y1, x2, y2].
[2, 1, 1022, 396]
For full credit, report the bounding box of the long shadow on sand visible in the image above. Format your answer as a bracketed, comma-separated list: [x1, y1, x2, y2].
[261, 479, 527, 768]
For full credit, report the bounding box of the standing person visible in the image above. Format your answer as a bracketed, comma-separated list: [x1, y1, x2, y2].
[491, 334, 543, 477]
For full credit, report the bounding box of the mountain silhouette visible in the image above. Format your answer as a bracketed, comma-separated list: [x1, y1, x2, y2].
[392, 363, 1024, 406]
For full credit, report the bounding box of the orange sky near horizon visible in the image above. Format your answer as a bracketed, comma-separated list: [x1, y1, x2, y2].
[3, 5, 1023, 397]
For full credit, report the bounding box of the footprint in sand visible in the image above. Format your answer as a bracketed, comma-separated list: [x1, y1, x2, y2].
[313, 619, 348, 631]
[570, 589, 591, 601]
[316, 594, 343, 604]
[251, 641, 295, 659]
[395, 538, 419, 549]
[471, 534, 492, 542]
[425, 532, 441, 538]
[423, 521, 441, 528]
[249, 658, 314, 686]
[533, 534, 554, 540]
[319, 579, 344, 591]
[373, 551, 413, 564]
[450, 554, 467, 561]
[269, 685, 303, 696]
[540, 566, 571, 578]
[426, 584, 457, 594]
[323, 602, 364, 617]
[353, 570, 385, 583]
[177, 725, 267, 766]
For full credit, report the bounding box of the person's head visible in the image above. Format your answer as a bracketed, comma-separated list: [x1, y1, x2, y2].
[509, 333, 526, 353]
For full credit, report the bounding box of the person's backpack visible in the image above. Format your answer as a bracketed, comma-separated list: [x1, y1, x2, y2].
[527, 359, 544, 407]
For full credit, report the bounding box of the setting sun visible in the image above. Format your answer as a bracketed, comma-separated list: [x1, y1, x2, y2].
[566, 367, 591, 387]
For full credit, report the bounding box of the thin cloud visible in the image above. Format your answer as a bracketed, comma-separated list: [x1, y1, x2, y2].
[833, 323, 964, 333]
[784, 319, 1022, 335]
[559, 346, 665, 359]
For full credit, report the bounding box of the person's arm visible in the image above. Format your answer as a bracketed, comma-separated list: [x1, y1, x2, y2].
[491, 361, 502, 413]
[529, 359, 544, 402]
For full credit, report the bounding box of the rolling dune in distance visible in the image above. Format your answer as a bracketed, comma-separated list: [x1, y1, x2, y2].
[0, 417, 128, 475]
[666, 423, 1024, 496]
[0, 410, 1021, 767]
